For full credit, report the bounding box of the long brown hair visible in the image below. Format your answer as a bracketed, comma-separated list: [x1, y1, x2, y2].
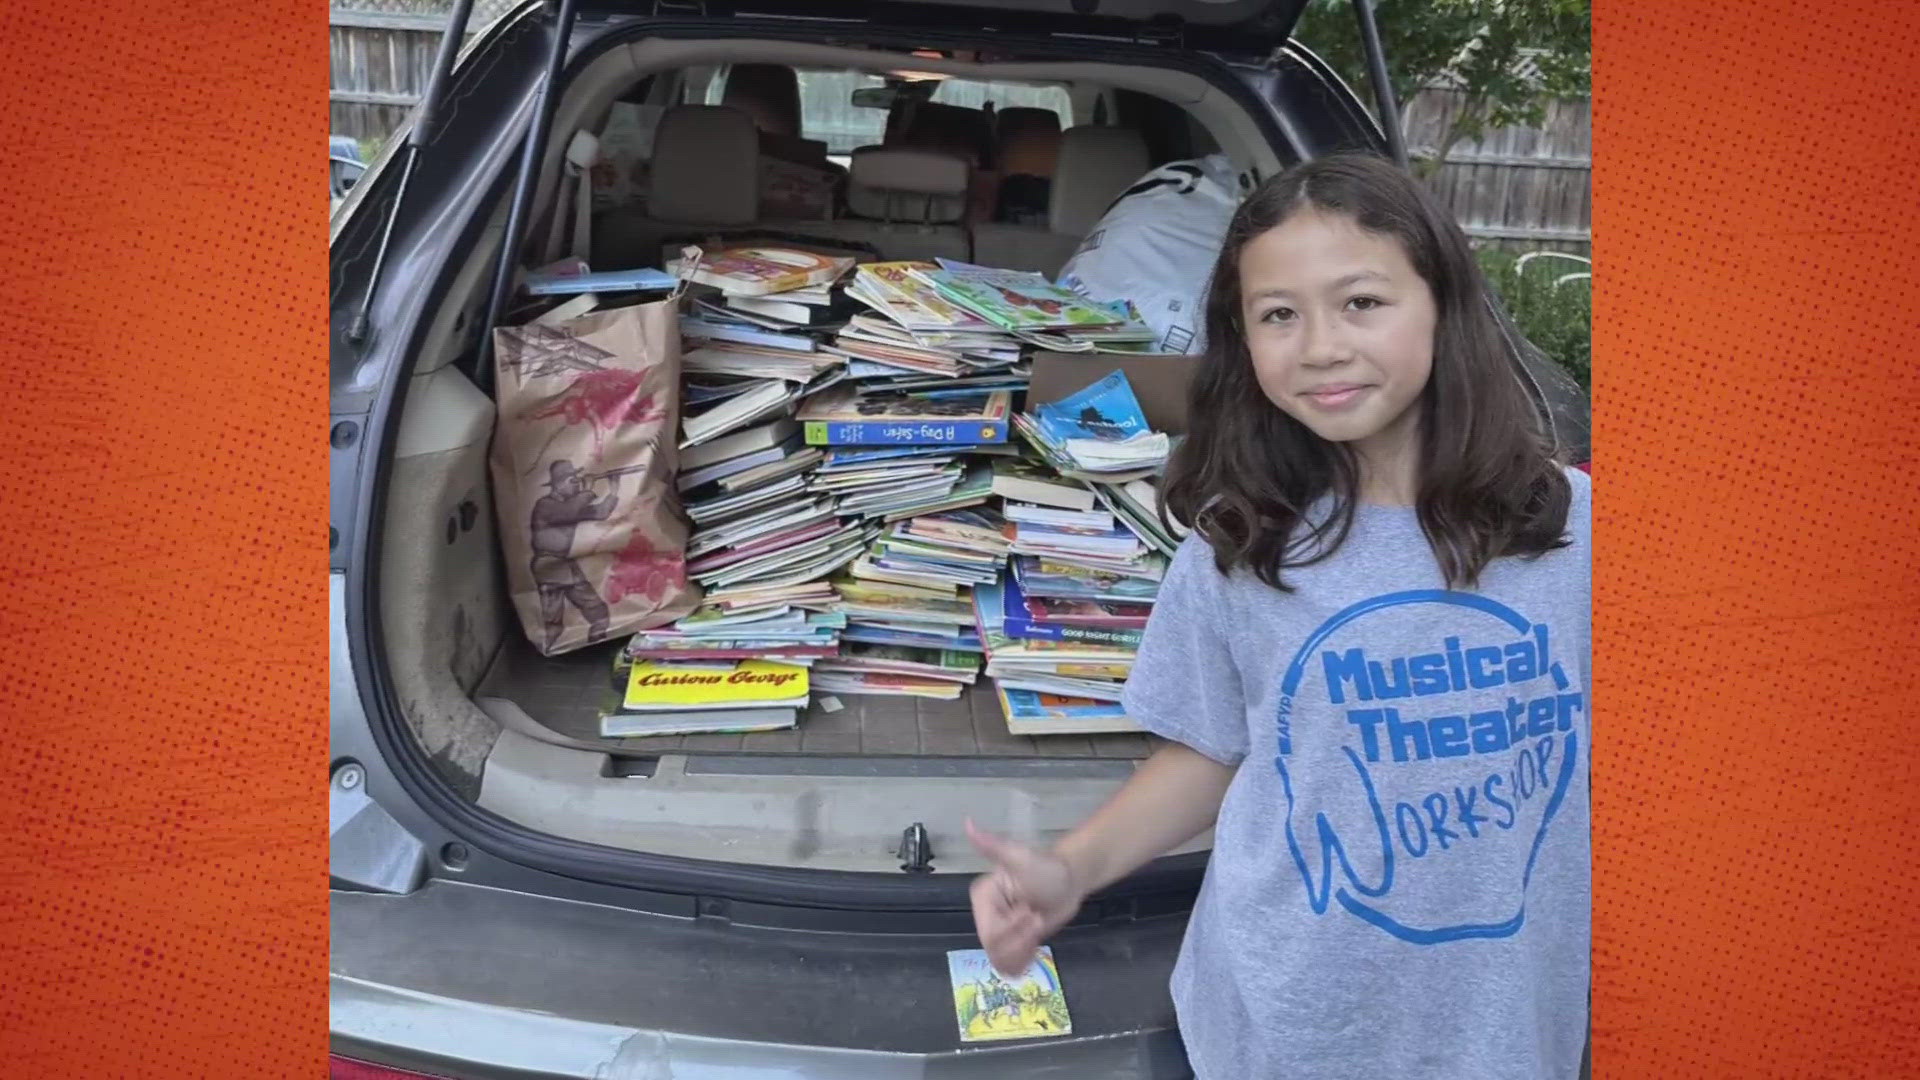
[1162, 151, 1572, 591]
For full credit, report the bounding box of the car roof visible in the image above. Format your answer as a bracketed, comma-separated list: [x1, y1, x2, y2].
[582, 0, 1310, 54]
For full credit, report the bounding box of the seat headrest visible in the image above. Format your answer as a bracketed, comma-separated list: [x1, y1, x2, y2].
[845, 147, 969, 224]
[996, 106, 1061, 142]
[721, 64, 802, 138]
[647, 105, 759, 226]
[994, 107, 1062, 179]
[1049, 125, 1151, 235]
[888, 101, 992, 167]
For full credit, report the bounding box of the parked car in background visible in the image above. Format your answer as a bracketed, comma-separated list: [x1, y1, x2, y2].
[331, 135, 366, 215]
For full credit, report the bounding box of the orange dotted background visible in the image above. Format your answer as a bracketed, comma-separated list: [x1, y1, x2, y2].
[0, 0, 1914, 1076]
[1590, 0, 1920, 1075]
[0, 0, 329, 1075]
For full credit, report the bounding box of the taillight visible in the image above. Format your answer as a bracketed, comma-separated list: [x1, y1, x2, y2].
[329, 1056, 456, 1080]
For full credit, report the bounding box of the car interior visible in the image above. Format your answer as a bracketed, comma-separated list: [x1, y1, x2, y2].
[374, 36, 1292, 874]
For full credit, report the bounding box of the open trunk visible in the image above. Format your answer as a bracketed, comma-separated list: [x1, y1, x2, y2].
[390, 353, 1182, 872]
[367, 16, 1312, 876]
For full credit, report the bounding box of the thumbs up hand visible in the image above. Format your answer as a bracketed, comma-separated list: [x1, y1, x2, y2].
[966, 819, 1084, 978]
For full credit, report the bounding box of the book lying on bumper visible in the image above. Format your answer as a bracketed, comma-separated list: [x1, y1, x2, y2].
[948, 946, 1073, 1042]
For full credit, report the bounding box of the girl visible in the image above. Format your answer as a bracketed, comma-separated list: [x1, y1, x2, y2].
[967, 151, 1590, 1079]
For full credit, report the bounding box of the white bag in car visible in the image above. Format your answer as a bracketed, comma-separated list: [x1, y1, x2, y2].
[1057, 153, 1246, 356]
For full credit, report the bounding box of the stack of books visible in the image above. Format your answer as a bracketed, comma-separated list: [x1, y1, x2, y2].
[837, 261, 1027, 378]
[833, 579, 983, 656]
[667, 253, 1036, 708]
[854, 507, 1012, 595]
[907, 261, 1157, 354]
[970, 372, 1185, 736]
[802, 440, 986, 520]
[828, 515, 995, 650]
[811, 642, 982, 701]
[972, 574, 1145, 735]
[608, 246, 873, 728]
[991, 489, 1161, 714]
[563, 245, 1193, 734]
[1088, 476, 1187, 559]
[681, 418, 876, 598]
[1014, 371, 1171, 482]
[621, 605, 848, 664]
[673, 246, 856, 450]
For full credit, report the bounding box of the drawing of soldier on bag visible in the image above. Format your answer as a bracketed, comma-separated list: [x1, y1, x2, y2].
[529, 459, 617, 651]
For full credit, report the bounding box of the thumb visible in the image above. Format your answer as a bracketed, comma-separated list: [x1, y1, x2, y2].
[965, 818, 1035, 872]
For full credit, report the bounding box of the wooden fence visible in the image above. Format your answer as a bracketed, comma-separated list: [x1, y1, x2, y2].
[329, 0, 521, 146]
[329, 1, 1590, 252]
[1407, 89, 1592, 254]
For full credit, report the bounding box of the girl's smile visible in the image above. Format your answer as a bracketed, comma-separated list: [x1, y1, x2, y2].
[1298, 382, 1376, 410]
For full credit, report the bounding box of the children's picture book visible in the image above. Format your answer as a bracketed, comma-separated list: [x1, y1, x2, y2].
[854, 261, 996, 330]
[1034, 370, 1154, 446]
[1023, 592, 1153, 629]
[621, 658, 811, 711]
[598, 705, 799, 739]
[912, 266, 1127, 333]
[837, 623, 985, 653]
[991, 455, 1096, 511]
[797, 387, 1011, 446]
[809, 670, 965, 700]
[947, 947, 1073, 1043]
[1011, 556, 1161, 605]
[995, 687, 1139, 736]
[524, 266, 679, 296]
[669, 245, 856, 296]
[998, 569, 1150, 647]
[821, 641, 980, 682]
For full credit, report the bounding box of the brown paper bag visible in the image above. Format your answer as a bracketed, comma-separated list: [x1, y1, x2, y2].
[490, 298, 702, 656]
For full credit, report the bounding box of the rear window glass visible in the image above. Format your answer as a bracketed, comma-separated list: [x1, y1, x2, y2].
[796, 71, 890, 155]
[931, 77, 1071, 121]
[793, 70, 1073, 156]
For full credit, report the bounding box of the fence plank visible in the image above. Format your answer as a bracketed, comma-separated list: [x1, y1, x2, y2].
[327, 10, 446, 31]
[332, 89, 422, 107]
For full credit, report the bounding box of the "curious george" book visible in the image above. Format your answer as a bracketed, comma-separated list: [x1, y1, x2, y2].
[620, 658, 811, 711]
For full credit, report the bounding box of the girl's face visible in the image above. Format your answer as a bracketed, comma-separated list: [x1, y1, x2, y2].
[1237, 208, 1438, 462]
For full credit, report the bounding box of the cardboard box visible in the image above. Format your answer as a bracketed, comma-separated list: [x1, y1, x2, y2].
[1024, 352, 1200, 436]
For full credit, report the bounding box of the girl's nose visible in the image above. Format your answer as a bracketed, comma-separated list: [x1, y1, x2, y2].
[1300, 317, 1351, 368]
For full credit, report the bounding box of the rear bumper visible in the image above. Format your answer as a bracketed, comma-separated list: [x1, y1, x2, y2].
[332, 880, 1193, 1079]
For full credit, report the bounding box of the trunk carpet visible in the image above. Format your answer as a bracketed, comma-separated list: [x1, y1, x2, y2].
[477, 634, 1155, 760]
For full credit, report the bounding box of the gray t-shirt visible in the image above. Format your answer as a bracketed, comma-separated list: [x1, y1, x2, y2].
[1123, 468, 1590, 1080]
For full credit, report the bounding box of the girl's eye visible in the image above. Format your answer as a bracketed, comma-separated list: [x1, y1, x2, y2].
[1348, 296, 1382, 312]
[1259, 307, 1296, 324]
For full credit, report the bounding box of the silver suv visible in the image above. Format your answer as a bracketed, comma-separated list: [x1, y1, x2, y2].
[328, 2, 1589, 1076]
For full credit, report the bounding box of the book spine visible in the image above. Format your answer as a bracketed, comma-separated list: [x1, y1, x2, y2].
[803, 419, 1009, 446]
[627, 648, 836, 660]
[1000, 613, 1144, 649]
